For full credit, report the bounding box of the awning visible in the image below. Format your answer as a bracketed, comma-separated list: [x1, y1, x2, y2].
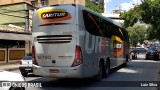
[0, 32, 31, 41]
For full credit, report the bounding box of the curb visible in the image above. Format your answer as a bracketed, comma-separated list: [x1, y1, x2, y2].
[5, 67, 19, 71]
[0, 62, 20, 71]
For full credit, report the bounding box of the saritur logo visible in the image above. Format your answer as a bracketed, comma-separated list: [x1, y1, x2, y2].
[38, 8, 71, 22]
[113, 40, 122, 52]
[41, 12, 68, 19]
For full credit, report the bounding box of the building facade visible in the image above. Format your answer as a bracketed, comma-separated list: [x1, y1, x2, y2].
[0, 2, 33, 64]
[0, 0, 86, 64]
[102, 6, 124, 26]
[0, 2, 34, 31]
[0, 0, 33, 5]
[0, 0, 85, 6]
[0, 25, 31, 64]
[111, 6, 121, 14]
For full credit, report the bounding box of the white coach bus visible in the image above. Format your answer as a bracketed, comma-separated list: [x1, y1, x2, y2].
[32, 4, 130, 80]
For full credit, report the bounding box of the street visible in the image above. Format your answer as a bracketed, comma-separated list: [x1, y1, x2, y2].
[12, 53, 160, 90]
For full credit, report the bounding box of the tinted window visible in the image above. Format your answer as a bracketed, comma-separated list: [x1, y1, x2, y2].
[83, 10, 112, 38]
[23, 56, 32, 60]
[83, 10, 127, 41]
[119, 29, 128, 42]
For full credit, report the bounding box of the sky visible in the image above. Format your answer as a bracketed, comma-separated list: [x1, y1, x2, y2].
[105, 0, 142, 13]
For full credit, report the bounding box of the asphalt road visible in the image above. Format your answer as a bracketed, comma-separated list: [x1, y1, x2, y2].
[12, 53, 160, 90]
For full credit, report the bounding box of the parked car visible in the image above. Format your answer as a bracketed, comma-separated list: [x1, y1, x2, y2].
[145, 49, 159, 60]
[19, 54, 33, 76]
[136, 47, 147, 53]
[129, 49, 139, 59]
[0, 70, 25, 90]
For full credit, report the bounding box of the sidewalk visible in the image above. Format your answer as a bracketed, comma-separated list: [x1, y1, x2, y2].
[0, 61, 19, 71]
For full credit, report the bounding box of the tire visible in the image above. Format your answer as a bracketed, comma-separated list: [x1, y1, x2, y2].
[135, 55, 137, 59]
[132, 55, 135, 59]
[93, 62, 103, 81]
[102, 60, 110, 77]
[21, 71, 28, 77]
[155, 56, 159, 61]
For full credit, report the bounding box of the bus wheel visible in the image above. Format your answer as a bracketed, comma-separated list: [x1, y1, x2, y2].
[93, 62, 103, 81]
[103, 60, 110, 77]
[21, 72, 28, 77]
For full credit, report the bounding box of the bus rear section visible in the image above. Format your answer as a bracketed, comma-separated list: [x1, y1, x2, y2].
[32, 5, 84, 78]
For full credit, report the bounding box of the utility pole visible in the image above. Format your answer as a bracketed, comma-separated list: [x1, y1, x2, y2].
[104, 0, 107, 13]
[98, 0, 105, 13]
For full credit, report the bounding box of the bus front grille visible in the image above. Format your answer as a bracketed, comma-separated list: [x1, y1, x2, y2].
[37, 35, 72, 44]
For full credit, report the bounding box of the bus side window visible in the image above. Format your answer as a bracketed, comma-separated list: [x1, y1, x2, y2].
[83, 10, 102, 36]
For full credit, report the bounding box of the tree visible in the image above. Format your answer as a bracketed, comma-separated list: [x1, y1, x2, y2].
[120, 0, 160, 40]
[146, 25, 157, 40]
[120, 7, 143, 27]
[127, 24, 147, 47]
[140, 0, 160, 40]
[85, 0, 103, 13]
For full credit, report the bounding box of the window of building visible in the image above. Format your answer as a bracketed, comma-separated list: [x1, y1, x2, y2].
[0, 40, 25, 48]
[31, 1, 36, 7]
[41, 0, 48, 7]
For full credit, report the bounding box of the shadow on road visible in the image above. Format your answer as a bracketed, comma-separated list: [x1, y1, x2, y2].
[25, 73, 42, 77]
[25, 56, 160, 89]
[26, 64, 128, 88]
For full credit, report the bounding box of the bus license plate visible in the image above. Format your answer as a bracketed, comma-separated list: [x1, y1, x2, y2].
[50, 69, 59, 73]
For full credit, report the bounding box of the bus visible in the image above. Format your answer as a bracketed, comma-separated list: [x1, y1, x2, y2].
[32, 4, 130, 80]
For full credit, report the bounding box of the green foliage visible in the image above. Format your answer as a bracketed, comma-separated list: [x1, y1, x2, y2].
[120, 0, 160, 40]
[146, 25, 158, 40]
[140, 0, 160, 40]
[120, 7, 143, 27]
[85, 0, 103, 13]
[127, 24, 147, 47]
